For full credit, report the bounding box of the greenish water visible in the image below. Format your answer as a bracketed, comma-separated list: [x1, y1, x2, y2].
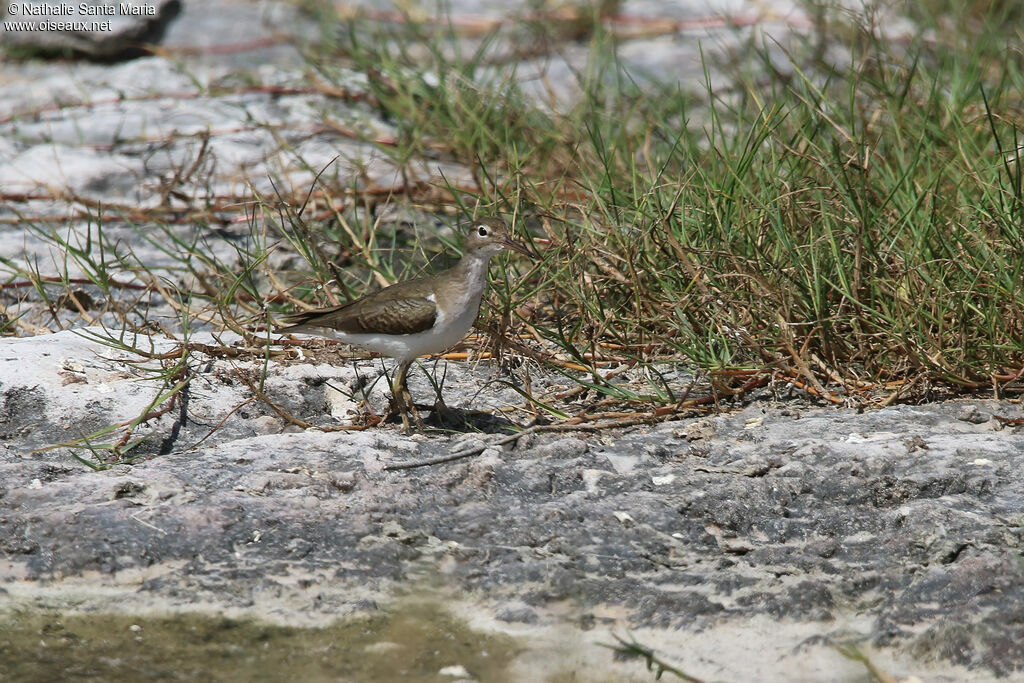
[0, 603, 523, 682]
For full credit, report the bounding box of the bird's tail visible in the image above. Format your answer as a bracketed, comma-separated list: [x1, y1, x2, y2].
[272, 305, 344, 335]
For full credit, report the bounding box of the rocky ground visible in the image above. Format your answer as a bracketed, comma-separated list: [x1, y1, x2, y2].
[3, 330, 1024, 680]
[2, 1, 1023, 682]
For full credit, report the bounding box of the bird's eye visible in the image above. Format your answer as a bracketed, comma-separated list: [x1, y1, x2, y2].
[477, 225, 488, 237]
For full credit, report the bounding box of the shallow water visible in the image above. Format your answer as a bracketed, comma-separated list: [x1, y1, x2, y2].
[0, 602, 522, 682]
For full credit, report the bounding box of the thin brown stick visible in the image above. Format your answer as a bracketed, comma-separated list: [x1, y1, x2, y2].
[233, 367, 371, 432]
[187, 396, 257, 450]
[0, 276, 152, 292]
[233, 369, 312, 429]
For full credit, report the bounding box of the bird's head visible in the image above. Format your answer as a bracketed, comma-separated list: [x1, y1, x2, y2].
[465, 217, 535, 260]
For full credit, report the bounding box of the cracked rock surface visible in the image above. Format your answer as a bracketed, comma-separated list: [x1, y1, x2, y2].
[2, 331, 1024, 680]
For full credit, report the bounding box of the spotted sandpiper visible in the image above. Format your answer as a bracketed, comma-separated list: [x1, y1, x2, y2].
[276, 217, 535, 431]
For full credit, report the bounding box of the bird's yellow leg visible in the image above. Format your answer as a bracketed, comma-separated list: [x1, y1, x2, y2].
[405, 384, 425, 431]
[391, 360, 424, 433]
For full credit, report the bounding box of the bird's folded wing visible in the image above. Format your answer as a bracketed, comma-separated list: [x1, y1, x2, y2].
[277, 288, 438, 337]
[349, 296, 437, 335]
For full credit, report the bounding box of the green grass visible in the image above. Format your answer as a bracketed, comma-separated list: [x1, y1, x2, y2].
[291, 0, 1024, 399]
[5, 1, 1024, 463]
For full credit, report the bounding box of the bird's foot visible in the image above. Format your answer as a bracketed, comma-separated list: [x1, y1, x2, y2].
[407, 403, 426, 432]
[391, 392, 426, 434]
[396, 409, 426, 435]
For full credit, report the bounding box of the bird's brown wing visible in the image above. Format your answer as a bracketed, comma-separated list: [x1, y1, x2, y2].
[278, 288, 437, 336]
[346, 294, 437, 335]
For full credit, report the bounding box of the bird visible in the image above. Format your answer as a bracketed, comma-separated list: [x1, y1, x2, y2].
[275, 217, 535, 432]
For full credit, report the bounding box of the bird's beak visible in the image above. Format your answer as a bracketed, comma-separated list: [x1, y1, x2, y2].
[503, 236, 536, 260]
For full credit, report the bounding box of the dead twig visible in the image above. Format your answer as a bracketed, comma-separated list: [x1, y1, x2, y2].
[0, 276, 152, 292]
[232, 367, 371, 432]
